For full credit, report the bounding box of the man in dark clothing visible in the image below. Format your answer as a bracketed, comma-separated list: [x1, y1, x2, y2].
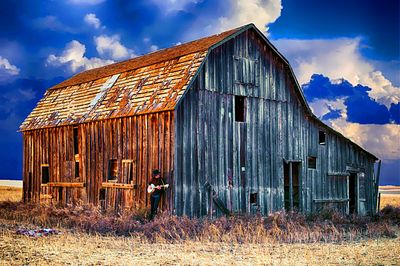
[148, 169, 168, 220]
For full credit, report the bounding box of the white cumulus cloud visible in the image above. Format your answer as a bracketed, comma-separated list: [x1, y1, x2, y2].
[216, 0, 282, 34]
[46, 40, 114, 73]
[0, 56, 20, 78]
[273, 38, 400, 108]
[94, 35, 136, 60]
[327, 117, 400, 161]
[84, 13, 103, 29]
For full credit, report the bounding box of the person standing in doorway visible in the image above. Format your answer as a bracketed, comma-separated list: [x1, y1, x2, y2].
[148, 169, 168, 220]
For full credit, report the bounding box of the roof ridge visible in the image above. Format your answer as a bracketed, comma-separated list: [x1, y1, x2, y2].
[50, 24, 248, 90]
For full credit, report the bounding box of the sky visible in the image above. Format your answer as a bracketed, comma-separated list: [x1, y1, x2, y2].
[0, 0, 398, 185]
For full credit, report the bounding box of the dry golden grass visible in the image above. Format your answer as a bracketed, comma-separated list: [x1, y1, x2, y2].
[0, 185, 399, 265]
[0, 218, 399, 265]
[0, 186, 22, 202]
[381, 194, 400, 209]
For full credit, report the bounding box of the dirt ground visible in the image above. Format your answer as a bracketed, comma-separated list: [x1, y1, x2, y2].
[0, 186, 399, 265]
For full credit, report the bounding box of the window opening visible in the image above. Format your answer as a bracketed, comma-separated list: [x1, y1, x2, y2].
[308, 157, 317, 169]
[319, 130, 326, 145]
[41, 165, 49, 184]
[235, 95, 246, 122]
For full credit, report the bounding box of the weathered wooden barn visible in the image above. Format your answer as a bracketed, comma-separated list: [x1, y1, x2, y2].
[21, 24, 380, 217]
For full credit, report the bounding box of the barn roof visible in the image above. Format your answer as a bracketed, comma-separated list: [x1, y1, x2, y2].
[20, 26, 242, 131]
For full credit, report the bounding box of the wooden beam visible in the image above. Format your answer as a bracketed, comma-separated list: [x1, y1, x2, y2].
[40, 194, 53, 199]
[313, 198, 349, 203]
[43, 182, 85, 188]
[101, 182, 135, 189]
[327, 172, 350, 177]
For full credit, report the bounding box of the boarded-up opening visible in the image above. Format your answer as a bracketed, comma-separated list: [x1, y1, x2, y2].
[349, 173, 358, 214]
[108, 159, 118, 181]
[308, 156, 317, 169]
[235, 96, 246, 122]
[41, 165, 49, 184]
[319, 130, 326, 145]
[284, 162, 300, 211]
[73, 127, 79, 155]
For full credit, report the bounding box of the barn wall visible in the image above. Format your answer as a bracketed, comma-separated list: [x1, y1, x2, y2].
[22, 111, 174, 211]
[174, 28, 377, 217]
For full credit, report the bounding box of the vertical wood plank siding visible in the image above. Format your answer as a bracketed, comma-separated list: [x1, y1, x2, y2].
[174, 28, 377, 217]
[22, 111, 174, 211]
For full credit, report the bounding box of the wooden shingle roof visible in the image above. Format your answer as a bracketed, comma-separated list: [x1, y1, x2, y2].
[20, 27, 242, 131]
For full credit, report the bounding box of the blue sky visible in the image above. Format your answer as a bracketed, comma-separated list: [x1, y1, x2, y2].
[0, 0, 398, 184]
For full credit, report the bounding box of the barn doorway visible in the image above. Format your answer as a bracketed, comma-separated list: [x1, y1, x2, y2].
[284, 161, 301, 211]
[349, 173, 358, 214]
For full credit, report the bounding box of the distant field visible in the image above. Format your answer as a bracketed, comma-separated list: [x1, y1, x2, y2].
[0, 185, 399, 265]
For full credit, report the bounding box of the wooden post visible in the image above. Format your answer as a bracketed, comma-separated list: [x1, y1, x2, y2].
[377, 192, 381, 214]
[375, 160, 381, 214]
[289, 162, 293, 211]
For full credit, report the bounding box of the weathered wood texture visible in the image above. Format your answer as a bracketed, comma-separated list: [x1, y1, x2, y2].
[174, 28, 377, 217]
[22, 111, 174, 211]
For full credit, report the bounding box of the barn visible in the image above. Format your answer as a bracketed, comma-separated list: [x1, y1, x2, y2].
[20, 24, 380, 217]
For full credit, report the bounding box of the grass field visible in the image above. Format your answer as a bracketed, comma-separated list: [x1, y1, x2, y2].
[0, 186, 399, 265]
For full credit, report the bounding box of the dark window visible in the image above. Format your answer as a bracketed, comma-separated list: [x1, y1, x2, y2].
[99, 188, 106, 201]
[308, 157, 317, 169]
[108, 159, 118, 181]
[42, 165, 49, 184]
[250, 193, 258, 204]
[319, 130, 326, 145]
[75, 162, 79, 178]
[73, 127, 79, 155]
[235, 96, 246, 122]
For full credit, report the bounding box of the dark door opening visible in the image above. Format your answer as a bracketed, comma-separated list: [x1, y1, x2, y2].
[349, 173, 358, 214]
[284, 161, 300, 211]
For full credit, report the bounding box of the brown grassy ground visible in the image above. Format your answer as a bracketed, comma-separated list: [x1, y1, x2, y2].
[0, 186, 399, 265]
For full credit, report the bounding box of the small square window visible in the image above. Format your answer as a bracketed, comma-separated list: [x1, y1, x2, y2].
[250, 193, 258, 204]
[235, 96, 246, 122]
[319, 130, 326, 145]
[308, 157, 317, 169]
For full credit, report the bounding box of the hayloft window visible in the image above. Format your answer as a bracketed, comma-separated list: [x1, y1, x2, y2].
[250, 193, 258, 204]
[73, 127, 79, 155]
[319, 130, 326, 145]
[108, 159, 118, 181]
[41, 165, 49, 184]
[235, 96, 246, 122]
[308, 157, 317, 169]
